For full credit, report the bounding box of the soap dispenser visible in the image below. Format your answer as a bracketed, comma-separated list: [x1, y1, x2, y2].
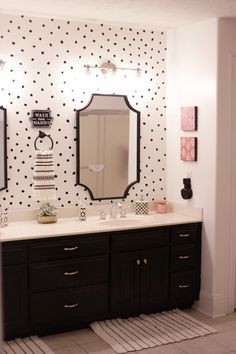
[78, 198, 87, 221]
[135, 195, 149, 215]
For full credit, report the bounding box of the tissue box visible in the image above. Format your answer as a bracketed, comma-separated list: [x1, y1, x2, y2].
[135, 201, 149, 215]
[0, 210, 8, 228]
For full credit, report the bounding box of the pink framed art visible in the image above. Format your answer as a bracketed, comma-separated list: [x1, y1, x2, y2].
[180, 137, 197, 161]
[181, 106, 198, 131]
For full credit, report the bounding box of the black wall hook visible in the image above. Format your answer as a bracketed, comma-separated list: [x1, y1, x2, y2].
[34, 130, 54, 150]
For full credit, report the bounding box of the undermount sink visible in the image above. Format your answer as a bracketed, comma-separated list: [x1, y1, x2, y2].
[100, 216, 152, 226]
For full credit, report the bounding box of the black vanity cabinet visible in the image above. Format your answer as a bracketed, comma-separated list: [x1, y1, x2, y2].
[2, 242, 28, 339]
[110, 228, 169, 316]
[2, 221, 201, 340]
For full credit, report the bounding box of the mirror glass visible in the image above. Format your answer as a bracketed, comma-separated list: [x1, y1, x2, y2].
[77, 94, 140, 200]
[0, 106, 7, 191]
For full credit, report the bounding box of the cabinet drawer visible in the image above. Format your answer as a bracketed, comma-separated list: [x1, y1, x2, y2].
[171, 224, 199, 245]
[30, 255, 108, 291]
[111, 228, 169, 252]
[170, 271, 197, 305]
[30, 284, 108, 325]
[29, 234, 109, 262]
[2, 242, 27, 265]
[171, 245, 196, 271]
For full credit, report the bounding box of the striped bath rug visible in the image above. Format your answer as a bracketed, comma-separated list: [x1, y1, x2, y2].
[3, 336, 54, 354]
[90, 309, 217, 353]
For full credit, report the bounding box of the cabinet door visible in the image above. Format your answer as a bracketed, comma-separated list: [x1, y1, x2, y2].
[140, 247, 169, 312]
[110, 251, 140, 316]
[2, 265, 28, 339]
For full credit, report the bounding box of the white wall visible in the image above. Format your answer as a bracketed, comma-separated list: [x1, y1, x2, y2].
[167, 17, 236, 317]
[215, 18, 236, 314]
[166, 19, 219, 316]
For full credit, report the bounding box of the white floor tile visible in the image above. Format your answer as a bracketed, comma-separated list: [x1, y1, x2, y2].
[42, 332, 78, 350]
[175, 336, 230, 354]
[80, 340, 117, 354]
[209, 330, 236, 351]
[69, 327, 102, 345]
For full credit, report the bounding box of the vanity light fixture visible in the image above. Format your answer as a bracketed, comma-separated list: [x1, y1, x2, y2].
[0, 59, 6, 70]
[85, 61, 142, 77]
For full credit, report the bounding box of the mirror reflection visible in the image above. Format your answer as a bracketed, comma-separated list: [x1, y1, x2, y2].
[0, 106, 7, 191]
[77, 94, 140, 200]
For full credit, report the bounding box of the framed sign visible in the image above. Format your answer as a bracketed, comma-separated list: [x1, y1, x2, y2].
[180, 137, 197, 161]
[181, 106, 197, 131]
[30, 110, 53, 128]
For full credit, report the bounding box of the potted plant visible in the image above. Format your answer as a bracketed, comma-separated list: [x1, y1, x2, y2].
[37, 202, 58, 224]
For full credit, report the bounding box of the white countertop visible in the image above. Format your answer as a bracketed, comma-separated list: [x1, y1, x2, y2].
[0, 212, 202, 242]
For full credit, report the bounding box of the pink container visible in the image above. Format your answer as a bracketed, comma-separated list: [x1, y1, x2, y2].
[155, 201, 167, 214]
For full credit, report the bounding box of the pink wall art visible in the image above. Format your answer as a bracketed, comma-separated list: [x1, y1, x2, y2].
[180, 137, 197, 161]
[181, 106, 198, 131]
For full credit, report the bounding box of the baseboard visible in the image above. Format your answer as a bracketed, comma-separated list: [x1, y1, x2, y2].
[194, 290, 227, 318]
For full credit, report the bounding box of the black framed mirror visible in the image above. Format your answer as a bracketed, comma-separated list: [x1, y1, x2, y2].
[0, 106, 7, 191]
[76, 94, 140, 200]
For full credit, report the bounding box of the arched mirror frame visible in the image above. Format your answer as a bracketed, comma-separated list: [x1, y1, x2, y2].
[76, 93, 140, 200]
[0, 106, 7, 191]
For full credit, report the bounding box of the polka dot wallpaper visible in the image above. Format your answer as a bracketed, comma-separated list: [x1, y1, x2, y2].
[0, 13, 166, 210]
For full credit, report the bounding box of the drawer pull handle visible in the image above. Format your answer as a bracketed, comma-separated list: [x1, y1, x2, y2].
[143, 258, 148, 265]
[136, 259, 141, 266]
[64, 246, 78, 251]
[179, 255, 191, 260]
[64, 271, 79, 276]
[179, 233, 190, 238]
[178, 284, 191, 288]
[64, 303, 79, 308]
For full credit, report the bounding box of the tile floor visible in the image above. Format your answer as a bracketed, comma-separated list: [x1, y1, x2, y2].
[42, 309, 236, 354]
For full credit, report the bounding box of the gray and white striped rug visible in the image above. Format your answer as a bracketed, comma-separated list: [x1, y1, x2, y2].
[90, 309, 217, 353]
[3, 336, 54, 354]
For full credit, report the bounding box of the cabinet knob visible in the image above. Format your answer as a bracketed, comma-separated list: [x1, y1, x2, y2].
[64, 246, 78, 251]
[179, 255, 190, 260]
[64, 270, 79, 276]
[64, 303, 79, 308]
[136, 259, 141, 266]
[178, 284, 191, 288]
[143, 258, 148, 265]
[179, 233, 190, 238]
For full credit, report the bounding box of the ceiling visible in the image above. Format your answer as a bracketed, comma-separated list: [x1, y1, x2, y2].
[0, 0, 236, 29]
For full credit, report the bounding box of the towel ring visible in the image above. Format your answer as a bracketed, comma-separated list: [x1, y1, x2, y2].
[34, 131, 54, 150]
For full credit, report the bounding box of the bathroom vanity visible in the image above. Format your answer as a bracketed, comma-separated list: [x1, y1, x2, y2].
[1, 214, 202, 340]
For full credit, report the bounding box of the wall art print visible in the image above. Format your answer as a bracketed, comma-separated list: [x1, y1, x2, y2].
[180, 137, 197, 161]
[181, 106, 198, 131]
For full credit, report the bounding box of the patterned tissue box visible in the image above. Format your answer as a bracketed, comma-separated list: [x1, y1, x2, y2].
[0, 210, 8, 228]
[135, 201, 149, 215]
